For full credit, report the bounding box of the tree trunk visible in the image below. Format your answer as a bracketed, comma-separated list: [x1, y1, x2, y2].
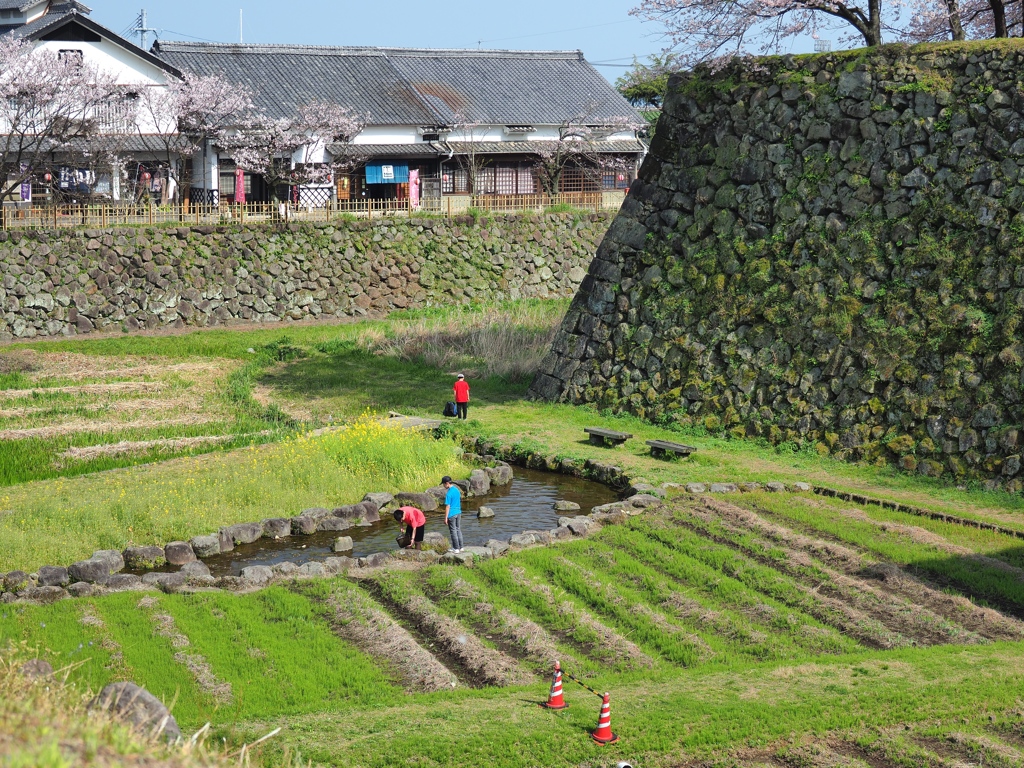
[991, 0, 1008, 36]
[947, 0, 966, 39]
[866, 0, 883, 45]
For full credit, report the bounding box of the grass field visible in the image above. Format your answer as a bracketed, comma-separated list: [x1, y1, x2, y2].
[5, 302, 1024, 766]
[6, 491, 1024, 765]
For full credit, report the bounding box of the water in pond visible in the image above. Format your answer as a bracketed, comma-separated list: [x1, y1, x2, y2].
[202, 467, 620, 576]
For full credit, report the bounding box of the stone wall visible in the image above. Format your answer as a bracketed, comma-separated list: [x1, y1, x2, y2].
[0, 212, 612, 339]
[531, 42, 1024, 488]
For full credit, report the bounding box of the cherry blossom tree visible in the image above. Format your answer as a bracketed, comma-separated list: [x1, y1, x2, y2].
[219, 99, 364, 202]
[0, 36, 123, 202]
[134, 72, 253, 199]
[528, 110, 642, 197]
[631, 0, 887, 66]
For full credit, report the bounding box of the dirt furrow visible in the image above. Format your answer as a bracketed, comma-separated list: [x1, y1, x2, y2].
[781, 742, 875, 767]
[424, 575, 575, 673]
[0, 381, 165, 400]
[938, 732, 1023, 767]
[701, 498, 1024, 643]
[138, 597, 233, 705]
[551, 556, 715, 663]
[322, 588, 456, 693]
[674, 503, 985, 647]
[367, 578, 531, 687]
[78, 604, 127, 675]
[508, 565, 654, 670]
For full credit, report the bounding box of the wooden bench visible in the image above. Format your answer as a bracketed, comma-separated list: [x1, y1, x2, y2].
[646, 439, 697, 458]
[584, 427, 633, 447]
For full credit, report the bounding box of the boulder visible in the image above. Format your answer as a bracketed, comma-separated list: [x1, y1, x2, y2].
[394, 492, 438, 511]
[20, 586, 67, 603]
[68, 558, 111, 585]
[163, 542, 196, 566]
[477, 506, 495, 518]
[357, 501, 380, 523]
[0, 592, 14, 604]
[685, 483, 708, 494]
[19, 659, 53, 678]
[523, 529, 552, 545]
[550, 526, 573, 540]
[332, 504, 363, 520]
[467, 469, 491, 496]
[332, 536, 354, 552]
[272, 562, 300, 576]
[765, 482, 787, 493]
[553, 500, 581, 511]
[792, 482, 813, 492]
[591, 509, 629, 526]
[92, 550, 125, 574]
[627, 494, 663, 508]
[567, 518, 595, 536]
[738, 482, 762, 492]
[425, 485, 448, 502]
[67, 581, 101, 597]
[591, 502, 629, 514]
[105, 574, 143, 591]
[179, 561, 211, 579]
[358, 552, 390, 568]
[291, 516, 319, 535]
[89, 682, 182, 742]
[4, 571, 29, 591]
[484, 463, 514, 485]
[222, 522, 263, 546]
[297, 562, 327, 578]
[709, 483, 738, 493]
[261, 518, 292, 539]
[189, 535, 221, 558]
[363, 492, 393, 509]
[299, 507, 333, 522]
[217, 529, 235, 553]
[628, 482, 665, 498]
[123, 546, 166, 570]
[318, 517, 352, 532]
[324, 556, 356, 574]
[154, 572, 187, 594]
[239, 565, 274, 585]
[36, 566, 68, 588]
[510, 533, 538, 547]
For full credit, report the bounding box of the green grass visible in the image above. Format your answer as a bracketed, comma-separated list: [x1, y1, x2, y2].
[0, 416, 467, 572]
[742, 493, 1024, 613]
[160, 588, 400, 723]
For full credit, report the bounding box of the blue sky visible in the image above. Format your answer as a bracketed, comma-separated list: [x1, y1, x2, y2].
[91, 0, 668, 85]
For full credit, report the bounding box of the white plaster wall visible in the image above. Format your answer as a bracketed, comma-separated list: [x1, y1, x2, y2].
[34, 40, 171, 85]
[352, 126, 420, 145]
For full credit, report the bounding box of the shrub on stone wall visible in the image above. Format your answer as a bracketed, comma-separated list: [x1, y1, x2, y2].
[531, 42, 1024, 489]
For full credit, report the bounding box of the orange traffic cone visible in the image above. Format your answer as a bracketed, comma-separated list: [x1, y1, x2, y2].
[591, 692, 619, 745]
[539, 660, 569, 709]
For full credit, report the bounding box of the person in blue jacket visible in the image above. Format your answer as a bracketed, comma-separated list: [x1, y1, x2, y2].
[442, 475, 463, 553]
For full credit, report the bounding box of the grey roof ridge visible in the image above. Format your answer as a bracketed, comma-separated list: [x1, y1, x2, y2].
[152, 41, 586, 60]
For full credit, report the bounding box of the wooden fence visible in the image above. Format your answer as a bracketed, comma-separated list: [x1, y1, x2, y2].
[0, 191, 624, 231]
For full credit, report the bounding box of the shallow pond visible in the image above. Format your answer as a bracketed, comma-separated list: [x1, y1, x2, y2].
[203, 467, 621, 576]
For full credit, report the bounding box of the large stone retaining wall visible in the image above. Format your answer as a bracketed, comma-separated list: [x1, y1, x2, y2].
[531, 42, 1024, 488]
[0, 212, 612, 339]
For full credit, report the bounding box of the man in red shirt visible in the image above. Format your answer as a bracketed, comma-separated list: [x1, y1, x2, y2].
[394, 506, 426, 550]
[453, 373, 470, 420]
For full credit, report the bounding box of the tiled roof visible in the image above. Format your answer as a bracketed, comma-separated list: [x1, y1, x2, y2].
[152, 43, 645, 129]
[8, 10, 181, 77]
[445, 139, 646, 155]
[386, 49, 641, 126]
[153, 43, 439, 125]
[0, 0, 46, 11]
[332, 143, 443, 157]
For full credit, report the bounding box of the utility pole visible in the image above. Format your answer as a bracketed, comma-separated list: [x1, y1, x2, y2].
[131, 9, 158, 50]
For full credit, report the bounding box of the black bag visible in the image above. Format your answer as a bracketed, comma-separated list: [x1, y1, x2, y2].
[396, 533, 412, 549]
[443, 401, 458, 418]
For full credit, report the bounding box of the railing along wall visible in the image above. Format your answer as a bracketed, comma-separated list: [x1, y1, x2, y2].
[0, 192, 623, 231]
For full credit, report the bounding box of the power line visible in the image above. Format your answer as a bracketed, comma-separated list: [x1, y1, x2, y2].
[159, 28, 223, 43]
[475, 18, 635, 46]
